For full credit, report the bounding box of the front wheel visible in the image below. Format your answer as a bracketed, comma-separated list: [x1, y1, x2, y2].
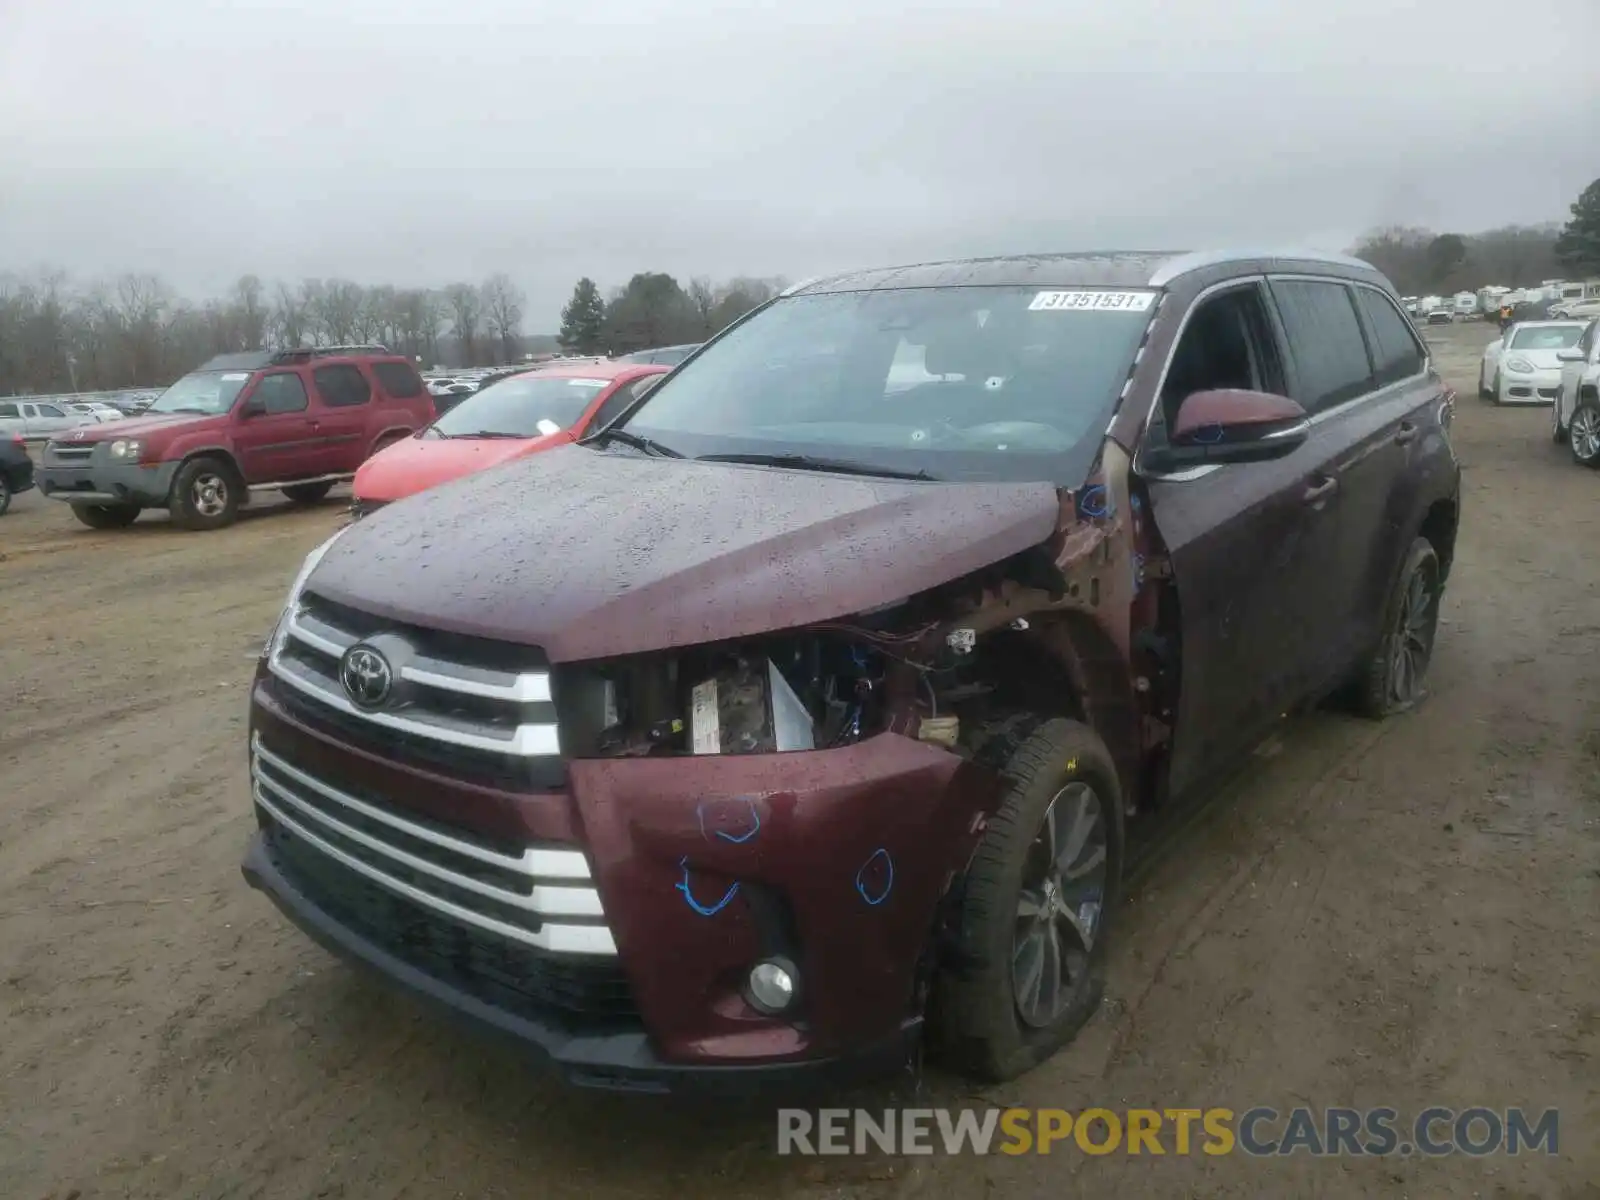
[0, 475, 10, 516]
[1478, 362, 1491, 399]
[169, 456, 241, 530]
[1352, 537, 1442, 719]
[1489, 370, 1502, 404]
[934, 718, 1124, 1082]
[71, 501, 141, 529]
[1569, 400, 1600, 468]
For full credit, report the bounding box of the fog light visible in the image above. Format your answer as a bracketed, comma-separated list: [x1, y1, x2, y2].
[747, 957, 799, 1014]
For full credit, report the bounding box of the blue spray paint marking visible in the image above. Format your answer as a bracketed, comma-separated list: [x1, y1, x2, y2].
[1077, 484, 1109, 520]
[697, 797, 762, 844]
[1130, 494, 1142, 512]
[676, 857, 740, 916]
[856, 848, 895, 906]
[1192, 423, 1225, 444]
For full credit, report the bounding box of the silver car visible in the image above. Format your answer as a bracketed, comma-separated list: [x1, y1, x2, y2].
[0, 399, 89, 440]
[1553, 319, 1600, 467]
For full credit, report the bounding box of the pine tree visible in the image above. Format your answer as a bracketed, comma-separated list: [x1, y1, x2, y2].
[558, 278, 606, 354]
[1554, 177, 1600, 277]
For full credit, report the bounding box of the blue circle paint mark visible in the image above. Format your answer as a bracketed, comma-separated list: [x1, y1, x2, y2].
[697, 797, 762, 844]
[1192, 423, 1225, 444]
[856, 848, 895, 906]
[676, 857, 740, 917]
[1077, 485, 1109, 520]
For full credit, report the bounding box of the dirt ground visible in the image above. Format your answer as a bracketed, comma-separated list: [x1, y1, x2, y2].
[1, 321, 1596, 1200]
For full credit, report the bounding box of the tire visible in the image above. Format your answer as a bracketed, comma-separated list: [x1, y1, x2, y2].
[1489, 370, 1502, 405]
[1351, 537, 1442, 719]
[1478, 362, 1491, 399]
[281, 481, 333, 504]
[1552, 400, 1566, 445]
[71, 502, 140, 529]
[933, 718, 1125, 1082]
[168, 455, 241, 530]
[0, 475, 10, 516]
[1569, 400, 1600, 469]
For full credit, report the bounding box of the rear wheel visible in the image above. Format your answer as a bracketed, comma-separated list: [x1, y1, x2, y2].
[1569, 400, 1600, 468]
[934, 718, 1123, 1082]
[169, 455, 241, 530]
[281, 480, 333, 504]
[1352, 537, 1441, 719]
[0, 475, 10, 516]
[71, 501, 140, 529]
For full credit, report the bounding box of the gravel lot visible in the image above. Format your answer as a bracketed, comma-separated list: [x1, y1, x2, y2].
[1, 321, 1596, 1199]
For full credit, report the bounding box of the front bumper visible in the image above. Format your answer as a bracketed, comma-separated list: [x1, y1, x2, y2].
[36, 441, 178, 506]
[1498, 368, 1561, 405]
[242, 831, 919, 1095]
[244, 677, 1000, 1093]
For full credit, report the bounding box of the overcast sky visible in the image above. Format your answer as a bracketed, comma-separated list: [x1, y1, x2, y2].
[3, 0, 1597, 328]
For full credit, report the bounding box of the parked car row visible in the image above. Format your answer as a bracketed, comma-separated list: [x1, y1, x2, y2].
[240, 249, 1471, 1098]
[1478, 317, 1600, 466]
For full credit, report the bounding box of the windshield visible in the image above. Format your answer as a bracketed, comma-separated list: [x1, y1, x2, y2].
[1509, 325, 1584, 350]
[146, 370, 252, 415]
[429, 374, 609, 437]
[615, 285, 1155, 483]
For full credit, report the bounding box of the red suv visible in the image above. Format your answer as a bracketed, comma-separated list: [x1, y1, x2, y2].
[36, 345, 435, 530]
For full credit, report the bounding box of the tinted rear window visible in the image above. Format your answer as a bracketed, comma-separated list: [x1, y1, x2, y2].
[313, 364, 373, 407]
[373, 360, 426, 399]
[1354, 288, 1426, 387]
[1270, 280, 1374, 412]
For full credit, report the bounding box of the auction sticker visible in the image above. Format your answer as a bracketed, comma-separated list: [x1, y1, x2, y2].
[1029, 290, 1156, 312]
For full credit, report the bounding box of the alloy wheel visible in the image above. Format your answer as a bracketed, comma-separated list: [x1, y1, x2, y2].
[1012, 781, 1108, 1029]
[1389, 558, 1440, 707]
[1571, 407, 1600, 463]
[191, 472, 229, 518]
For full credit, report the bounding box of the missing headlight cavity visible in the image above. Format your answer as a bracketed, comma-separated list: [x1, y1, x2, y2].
[559, 633, 892, 758]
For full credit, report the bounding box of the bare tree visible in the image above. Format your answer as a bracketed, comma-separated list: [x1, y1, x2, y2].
[481, 273, 525, 363]
[271, 282, 309, 350]
[687, 277, 716, 337]
[232, 275, 269, 350]
[444, 282, 482, 365]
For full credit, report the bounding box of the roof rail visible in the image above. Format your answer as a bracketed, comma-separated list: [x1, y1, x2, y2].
[270, 343, 390, 364]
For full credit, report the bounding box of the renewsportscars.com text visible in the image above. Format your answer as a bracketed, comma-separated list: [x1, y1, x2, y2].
[776, 1107, 1559, 1158]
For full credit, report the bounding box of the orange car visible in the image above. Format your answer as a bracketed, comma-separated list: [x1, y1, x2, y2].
[350, 361, 668, 517]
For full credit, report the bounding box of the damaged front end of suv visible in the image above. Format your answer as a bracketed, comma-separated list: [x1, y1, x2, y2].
[244, 264, 1172, 1093]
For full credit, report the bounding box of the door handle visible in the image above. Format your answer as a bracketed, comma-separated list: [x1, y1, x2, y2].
[1394, 422, 1418, 445]
[1302, 475, 1338, 504]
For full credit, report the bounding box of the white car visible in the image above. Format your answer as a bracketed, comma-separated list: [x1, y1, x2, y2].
[63, 402, 127, 423]
[1553, 320, 1600, 466]
[1479, 320, 1587, 405]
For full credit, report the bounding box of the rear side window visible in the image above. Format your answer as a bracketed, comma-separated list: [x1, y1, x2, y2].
[372, 361, 426, 399]
[313, 364, 373, 408]
[1354, 288, 1426, 387]
[254, 372, 309, 414]
[1270, 280, 1374, 413]
[0, 403, 17, 418]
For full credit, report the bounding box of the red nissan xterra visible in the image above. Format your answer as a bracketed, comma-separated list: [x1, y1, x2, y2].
[243, 251, 1461, 1094]
[36, 345, 434, 530]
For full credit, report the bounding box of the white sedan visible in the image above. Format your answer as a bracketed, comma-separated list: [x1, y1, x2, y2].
[1479, 321, 1588, 405]
[1553, 320, 1600, 466]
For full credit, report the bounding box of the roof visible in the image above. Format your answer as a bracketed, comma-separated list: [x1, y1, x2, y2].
[785, 249, 1383, 296]
[197, 351, 275, 372]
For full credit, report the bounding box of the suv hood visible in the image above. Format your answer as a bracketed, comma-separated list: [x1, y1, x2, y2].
[311, 443, 1062, 661]
[59, 412, 222, 442]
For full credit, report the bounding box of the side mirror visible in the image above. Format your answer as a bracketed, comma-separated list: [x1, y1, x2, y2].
[239, 397, 266, 418]
[1556, 348, 1585, 363]
[1150, 388, 1310, 470]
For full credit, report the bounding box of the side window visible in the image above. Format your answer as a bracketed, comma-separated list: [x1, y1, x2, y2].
[0, 403, 17, 418]
[1581, 321, 1597, 359]
[1154, 283, 1286, 431]
[1269, 279, 1375, 413]
[1354, 288, 1426, 387]
[39, 404, 66, 418]
[372, 360, 426, 399]
[591, 376, 659, 430]
[252, 372, 309, 415]
[313, 364, 373, 407]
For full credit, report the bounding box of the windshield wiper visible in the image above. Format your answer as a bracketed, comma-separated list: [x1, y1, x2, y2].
[439, 430, 526, 439]
[695, 452, 936, 481]
[578, 427, 685, 458]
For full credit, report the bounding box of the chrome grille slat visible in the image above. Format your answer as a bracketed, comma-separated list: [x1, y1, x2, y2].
[269, 601, 559, 758]
[250, 736, 615, 956]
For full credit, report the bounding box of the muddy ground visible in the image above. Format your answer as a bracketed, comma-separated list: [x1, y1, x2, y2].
[1, 321, 1596, 1199]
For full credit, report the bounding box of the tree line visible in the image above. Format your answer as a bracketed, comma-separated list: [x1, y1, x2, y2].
[558, 273, 786, 356]
[1349, 175, 1600, 296]
[0, 271, 533, 397]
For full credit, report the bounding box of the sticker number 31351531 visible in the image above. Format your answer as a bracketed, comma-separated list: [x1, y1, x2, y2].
[1029, 290, 1157, 312]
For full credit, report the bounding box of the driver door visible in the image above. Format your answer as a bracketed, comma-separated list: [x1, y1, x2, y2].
[1138, 280, 1345, 797]
[233, 370, 318, 484]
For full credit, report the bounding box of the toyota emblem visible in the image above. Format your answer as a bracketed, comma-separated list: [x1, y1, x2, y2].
[339, 644, 393, 709]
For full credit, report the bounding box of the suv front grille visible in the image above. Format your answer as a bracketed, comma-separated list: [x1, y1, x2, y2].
[251, 734, 615, 956]
[267, 592, 564, 787]
[44, 441, 95, 464]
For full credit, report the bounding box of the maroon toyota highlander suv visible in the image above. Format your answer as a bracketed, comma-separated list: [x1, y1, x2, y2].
[242, 251, 1461, 1094]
